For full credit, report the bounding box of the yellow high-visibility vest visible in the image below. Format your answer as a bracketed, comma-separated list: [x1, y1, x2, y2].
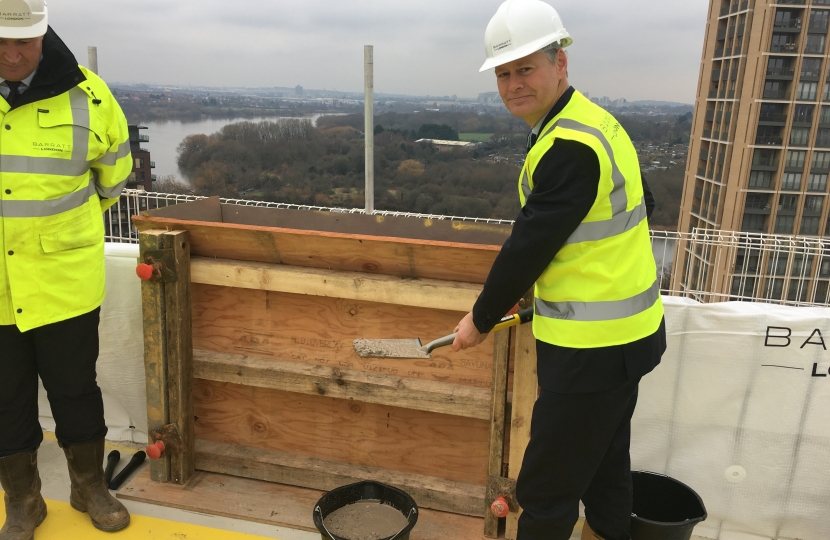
[519, 91, 663, 348]
[0, 66, 132, 331]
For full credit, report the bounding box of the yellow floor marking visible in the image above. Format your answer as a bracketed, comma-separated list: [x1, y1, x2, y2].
[0, 498, 276, 540]
[42, 431, 141, 456]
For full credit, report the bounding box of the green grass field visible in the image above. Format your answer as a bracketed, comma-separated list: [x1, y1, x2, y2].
[459, 133, 494, 142]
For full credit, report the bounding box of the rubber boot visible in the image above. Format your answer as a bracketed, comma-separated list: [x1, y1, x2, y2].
[0, 449, 47, 540]
[62, 439, 130, 532]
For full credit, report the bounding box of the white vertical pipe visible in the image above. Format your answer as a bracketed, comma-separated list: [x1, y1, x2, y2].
[364, 45, 374, 214]
[87, 46, 98, 74]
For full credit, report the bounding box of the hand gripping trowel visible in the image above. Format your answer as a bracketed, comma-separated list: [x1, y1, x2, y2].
[353, 308, 533, 359]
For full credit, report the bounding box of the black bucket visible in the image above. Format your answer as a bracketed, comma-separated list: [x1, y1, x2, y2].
[630, 471, 707, 540]
[313, 481, 418, 540]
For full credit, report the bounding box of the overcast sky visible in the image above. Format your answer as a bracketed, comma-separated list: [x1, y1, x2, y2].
[52, 0, 709, 103]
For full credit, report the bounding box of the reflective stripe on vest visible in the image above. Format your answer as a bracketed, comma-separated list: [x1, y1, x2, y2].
[535, 279, 660, 322]
[522, 118, 640, 244]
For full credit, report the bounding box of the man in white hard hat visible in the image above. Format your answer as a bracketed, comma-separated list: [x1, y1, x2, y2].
[0, 1, 133, 538]
[453, 1, 666, 539]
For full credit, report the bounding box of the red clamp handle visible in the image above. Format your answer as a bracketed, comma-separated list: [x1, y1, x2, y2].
[146, 441, 165, 460]
[136, 263, 154, 281]
[490, 496, 509, 518]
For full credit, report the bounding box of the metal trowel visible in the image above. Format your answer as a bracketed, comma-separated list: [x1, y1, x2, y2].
[353, 308, 533, 359]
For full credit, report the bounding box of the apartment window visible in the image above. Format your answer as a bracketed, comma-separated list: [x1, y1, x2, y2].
[745, 192, 770, 210]
[796, 82, 818, 100]
[768, 254, 790, 276]
[779, 194, 799, 212]
[767, 57, 792, 77]
[782, 173, 802, 190]
[749, 170, 773, 188]
[772, 34, 797, 53]
[801, 58, 822, 78]
[757, 125, 782, 145]
[807, 173, 827, 191]
[817, 128, 830, 148]
[764, 80, 787, 99]
[735, 249, 762, 274]
[731, 277, 757, 298]
[820, 106, 830, 125]
[791, 127, 810, 146]
[824, 82, 830, 101]
[813, 151, 830, 169]
[742, 213, 767, 232]
[806, 35, 826, 54]
[792, 255, 814, 277]
[802, 216, 822, 235]
[775, 215, 795, 234]
[805, 195, 824, 214]
[765, 278, 785, 300]
[788, 280, 810, 302]
[794, 104, 814, 123]
[754, 148, 779, 167]
[810, 10, 830, 32]
[786, 150, 807, 168]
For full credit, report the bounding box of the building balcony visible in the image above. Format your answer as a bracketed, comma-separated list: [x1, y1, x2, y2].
[773, 20, 803, 32]
[770, 43, 799, 54]
[150, 161, 156, 168]
[756, 135, 784, 145]
[800, 71, 821, 81]
[762, 89, 790, 100]
[758, 112, 788, 124]
[151, 174, 157, 181]
[717, 28, 727, 41]
[703, 129, 712, 138]
[766, 67, 795, 79]
[805, 44, 827, 54]
[714, 48, 724, 58]
[138, 134, 150, 143]
[808, 22, 829, 33]
[776, 0, 806, 5]
[751, 163, 779, 171]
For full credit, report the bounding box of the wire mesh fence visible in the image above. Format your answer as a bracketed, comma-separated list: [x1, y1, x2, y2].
[106, 189, 830, 308]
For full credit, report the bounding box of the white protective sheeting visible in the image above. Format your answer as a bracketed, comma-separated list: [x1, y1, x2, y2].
[634, 297, 830, 540]
[38, 243, 147, 443]
[37, 247, 830, 539]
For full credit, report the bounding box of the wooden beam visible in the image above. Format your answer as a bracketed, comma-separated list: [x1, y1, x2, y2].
[132, 217, 502, 283]
[484, 329, 511, 537]
[505, 322, 538, 540]
[163, 231, 195, 485]
[194, 349, 492, 420]
[139, 230, 170, 483]
[195, 439, 486, 517]
[190, 257, 481, 312]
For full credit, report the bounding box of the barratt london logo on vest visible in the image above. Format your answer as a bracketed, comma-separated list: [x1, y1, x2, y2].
[763, 325, 830, 378]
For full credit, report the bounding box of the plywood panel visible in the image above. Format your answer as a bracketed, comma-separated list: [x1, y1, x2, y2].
[192, 284, 496, 389]
[133, 216, 501, 283]
[193, 380, 490, 485]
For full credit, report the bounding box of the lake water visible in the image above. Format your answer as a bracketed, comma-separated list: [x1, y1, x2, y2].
[141, 113, 335, 182]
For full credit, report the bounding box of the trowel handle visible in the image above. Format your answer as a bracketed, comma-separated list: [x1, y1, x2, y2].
[491, 308, 534, 332]
[422, 333, 457, 354]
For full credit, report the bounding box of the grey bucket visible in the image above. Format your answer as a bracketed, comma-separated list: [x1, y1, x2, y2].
[630, 471, 707, 540]
[312, 481, 418, 540]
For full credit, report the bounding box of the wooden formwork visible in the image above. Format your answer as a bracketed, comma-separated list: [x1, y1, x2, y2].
[130, 198, 538, 539]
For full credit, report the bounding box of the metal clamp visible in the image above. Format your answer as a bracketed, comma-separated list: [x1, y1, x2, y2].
[141, 248, 178, 283]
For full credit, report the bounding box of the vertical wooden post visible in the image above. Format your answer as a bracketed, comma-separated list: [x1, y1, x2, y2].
[140, 230, 170, 483]
[163, 230, 194, 484]
[139, 229, 194, 485]
[505, 321, 538, 540]
[484, 329, 511, 538]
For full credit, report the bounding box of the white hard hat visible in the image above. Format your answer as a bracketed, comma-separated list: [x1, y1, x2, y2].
[0, 0, 48, 39]
[480, 0, 572, 72]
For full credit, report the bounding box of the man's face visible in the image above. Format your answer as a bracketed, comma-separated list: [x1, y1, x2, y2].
[496, 49, 568, 126]
[0, 36, 43, 82]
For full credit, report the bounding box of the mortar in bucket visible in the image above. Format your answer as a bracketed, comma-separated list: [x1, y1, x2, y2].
[630, 471, 707, 540]
[313, 481, 418, 540]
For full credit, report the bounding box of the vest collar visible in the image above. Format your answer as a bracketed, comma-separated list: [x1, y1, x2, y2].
[526, 86, 576, 152]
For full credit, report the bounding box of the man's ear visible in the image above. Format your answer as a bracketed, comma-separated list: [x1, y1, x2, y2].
[557, 48, 569, 77]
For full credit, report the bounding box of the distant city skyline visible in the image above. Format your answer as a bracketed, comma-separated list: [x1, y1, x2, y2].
[53, 0, 708, 103]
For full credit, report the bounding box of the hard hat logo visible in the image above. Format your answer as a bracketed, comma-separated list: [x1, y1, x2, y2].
[0, 0, 47, 38]
[480, 0, 571, 72]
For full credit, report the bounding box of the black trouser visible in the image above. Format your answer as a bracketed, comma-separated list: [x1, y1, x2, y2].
[0, 308, 106, 457]
[516, 378, 640, 540]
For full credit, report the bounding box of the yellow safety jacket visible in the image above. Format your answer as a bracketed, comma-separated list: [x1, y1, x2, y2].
[0, 66, 132, 332]
[519, 91, 663, 348]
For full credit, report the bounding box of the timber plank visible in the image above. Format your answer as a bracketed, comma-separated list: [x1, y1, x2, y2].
[132, 216, 501, 283]
[194, 349, 492, 420]
[484, 330, 511, 537]
[505, 323, 538, 540]
[190, 257, 482, 312]
[193, 380, 490, 485]
[163, 230, 195, 485]
[192, 284, 496, 389]
[139, 230, 170, 483]
[117, 467, 492, 540]
[195, 440, 486, 516]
